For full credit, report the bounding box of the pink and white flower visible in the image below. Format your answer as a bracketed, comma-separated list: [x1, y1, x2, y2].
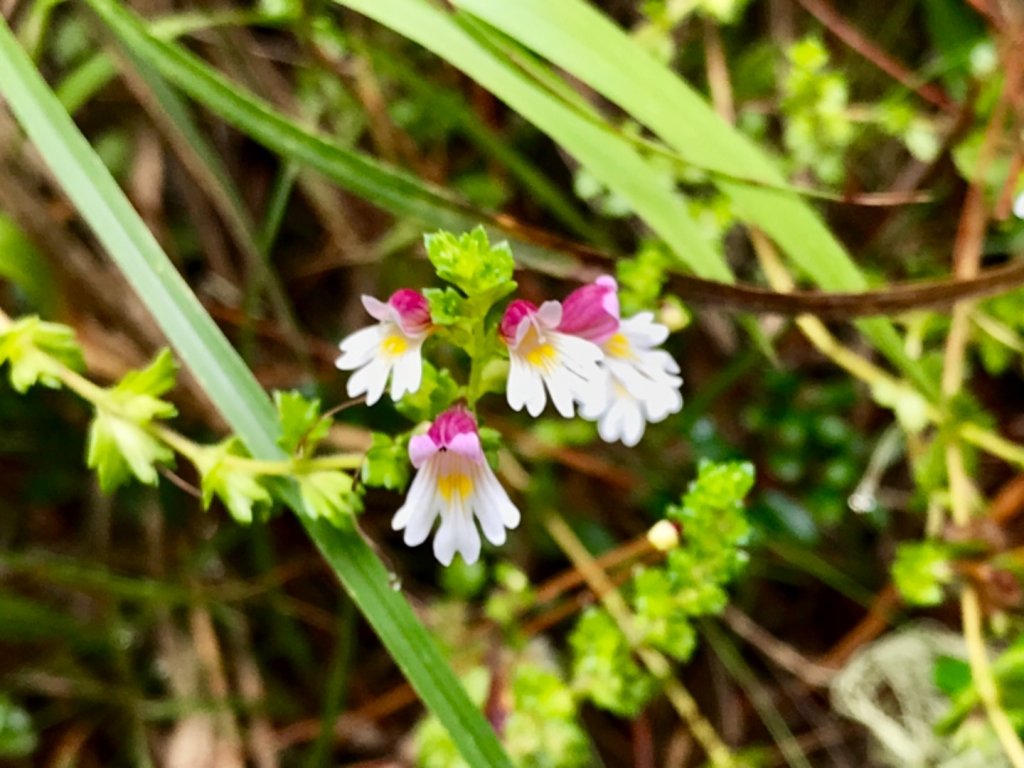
[500, 299, 606, 418]
[335, 289, 432, 406]
[560, 277, 683, 447]
[392, 406, 520, 565]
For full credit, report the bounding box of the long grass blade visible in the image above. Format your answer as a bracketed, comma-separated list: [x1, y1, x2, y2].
[334, 0, 733, 281]
[0, 18, 512, 767]
[446, 0, 932, 394]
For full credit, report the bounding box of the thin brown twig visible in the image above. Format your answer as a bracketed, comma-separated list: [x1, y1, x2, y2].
[721, 606, 835, 688]
[158, 466, 202, 499]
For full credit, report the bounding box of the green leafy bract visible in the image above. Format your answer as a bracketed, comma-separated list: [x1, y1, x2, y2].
[0, 316, 83, 392]
[892, 540, 954, 607]
[275, 390, 331, 454]
[616, 241, 670, 315]
[423, 286, 465, 327]
[362, 432, 411, 491]
[425, 226, 515, 298]
[416, 663, 589, 768]
[569, 608, 658, 717]
[631, 566, 697, 661]
[85, 349, 178, 492]
[395, 361, 459, 423]
[195, 437, 273, 524]
[298, 469, 362, 526]
[504, 665, 589, 768]
[668, 459, 755, 581]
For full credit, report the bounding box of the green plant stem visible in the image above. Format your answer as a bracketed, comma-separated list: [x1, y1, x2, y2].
[754, 222, 1024, 764]
[466, 329, 486, 409]
[939, 72, 1024, 763]
[0, 21, 512, 763]
[544, 513, 737, 768]
[0, 310, 365, 478]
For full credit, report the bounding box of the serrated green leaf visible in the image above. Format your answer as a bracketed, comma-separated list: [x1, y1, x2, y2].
[195, 437, 273, 524]
[423, 286, 465, 327]
[274, 390, 330, 454]
[631, 566, 697, 661]
[0, 316, 83, 392]
[114, 347, 177, 398]
[108, 348, 178, 422]
[569, 607, 659, 717]
[424, 226, 515, 297]
[395, 361, 459, 423]
[298, 470, 361, 526]
[86, 411, 174, 492]
[82, 349, 180, 491]
[892, 540, 953, 607]
[661, 460, 756, 615]
[362, 432, 411, 491]
[0, 13, 512, 765]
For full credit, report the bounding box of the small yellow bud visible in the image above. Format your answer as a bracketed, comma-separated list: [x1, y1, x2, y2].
[658, 298, 690, 332]
[647, 520, 680, 552]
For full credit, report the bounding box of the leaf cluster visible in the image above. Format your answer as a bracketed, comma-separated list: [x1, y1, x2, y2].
[568, 460, 755, 718]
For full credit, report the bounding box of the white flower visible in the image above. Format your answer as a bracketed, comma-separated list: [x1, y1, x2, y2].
[500, 299, 606, 418]
[556, 276, 682, 446]
[335, 289, 432, 406]
[581, 312, 683, 446]
[392, 406, 520, 565]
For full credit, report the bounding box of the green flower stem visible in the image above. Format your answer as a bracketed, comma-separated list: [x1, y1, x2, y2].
[0, 309, 366, 481]
[466, 332, 486, 409]
[544, 512, 737, 768]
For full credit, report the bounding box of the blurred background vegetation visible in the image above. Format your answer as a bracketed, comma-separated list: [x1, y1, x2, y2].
[1, 0, 1024, 766]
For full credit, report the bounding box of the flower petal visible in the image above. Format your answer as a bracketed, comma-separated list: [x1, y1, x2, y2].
[448, 431, 484, 463]
[408, 433, 439, 469]
[544, 365, 576, 418]
[392, 467, 438, 545]
[507, 357, 547, 417]
[335, 325, 383, 370]
[389, 345, 424, 401]
[432, 512, 458, 566]
[346, 356, 391, 405]
[535, 300, 563, 329]
[361, 295, 391, 322]
[475, 465, 520, 535]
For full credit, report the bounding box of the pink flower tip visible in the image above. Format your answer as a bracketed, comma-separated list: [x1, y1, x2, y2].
[557, 276, 620, 344]
[388, 289, 432, 335]
[499, 299, 538, 344]
[409, 405, 483, 468]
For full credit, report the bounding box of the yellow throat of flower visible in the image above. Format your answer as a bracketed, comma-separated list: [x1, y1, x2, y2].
[604, 332, 632, 359]
[519, 326, 557, 368]
[438, 472, 473, 501]
[380, 333, 409, 357]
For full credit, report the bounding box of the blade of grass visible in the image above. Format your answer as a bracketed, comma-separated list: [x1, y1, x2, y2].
[366, 44, 597, 241]
[333, 0, 733, 281]
[0, 19, 512, 767]
[56, 8, 280, 115]
[109, 42, 307, 361]
[80, 0, 480, 235]
[448, 0, 933, 396]
[701, 620, 813, 768]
